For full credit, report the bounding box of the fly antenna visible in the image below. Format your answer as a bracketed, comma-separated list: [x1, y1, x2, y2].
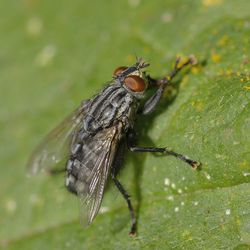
[115, 58, 149, 79]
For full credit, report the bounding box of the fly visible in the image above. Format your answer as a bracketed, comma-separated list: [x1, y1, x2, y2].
[27, 56, 201, 236]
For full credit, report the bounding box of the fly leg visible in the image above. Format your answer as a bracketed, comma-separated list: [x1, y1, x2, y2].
[111, 142, 137, 236]
[142, 55, 197, 114]
[127, 131, 201, 169]
[111, 173, 137, 236]
[129, 146, 200, 169]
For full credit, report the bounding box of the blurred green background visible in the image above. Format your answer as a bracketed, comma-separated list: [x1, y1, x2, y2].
[0, 0, 250, 249]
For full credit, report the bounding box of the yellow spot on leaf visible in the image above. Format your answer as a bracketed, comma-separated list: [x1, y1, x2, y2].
[211, 51, 221, 63]
[217, 35, 229, 46]
[191, 100, 204, 112]
[236, 219, 241, 226]
[191, 64, 202, 74]
[225, 69, 233, 76]
[182, 230, 193, 241]
[243, 86, 250, 90]
[239, 161, 249, 169]
[191, 67, 199, 74]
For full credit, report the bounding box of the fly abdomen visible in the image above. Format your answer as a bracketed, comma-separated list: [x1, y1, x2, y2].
[66, 134, 103, 194]
[66, 157, 93, 194]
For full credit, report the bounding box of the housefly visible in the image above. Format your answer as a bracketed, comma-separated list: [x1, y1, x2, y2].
[27, 56, 201, 236]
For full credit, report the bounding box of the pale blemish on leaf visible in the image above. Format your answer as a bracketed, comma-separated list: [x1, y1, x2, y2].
[242, 172, 250, 177]
[167, 195, 174, 201]
[161, 12, 173, 23]
[5, 199, 17, 213]
[193, 201, 199, 206]
[177, 188, 183, 194]
[26, 17, 43, 37]
[128, 0, 140, 8]
[202, 0, 224, 7]
[215, 154, 227, 160]
[204, 172, 211, 180]
[35, 45, 57, 67]
[174, 207, 179, 212]
[164, 178, 170, 186]
[29, 194, 44, 207]
[99, 207, 110, 214]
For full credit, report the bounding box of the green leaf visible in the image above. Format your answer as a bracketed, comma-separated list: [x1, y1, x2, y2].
[0, 0, 249, 249]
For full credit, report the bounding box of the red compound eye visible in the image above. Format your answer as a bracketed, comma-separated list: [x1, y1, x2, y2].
[113, 66, 128, 77]
[124, 75, 146, 92]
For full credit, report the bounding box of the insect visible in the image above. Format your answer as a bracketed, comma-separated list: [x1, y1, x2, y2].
[28, 56, 201, 236]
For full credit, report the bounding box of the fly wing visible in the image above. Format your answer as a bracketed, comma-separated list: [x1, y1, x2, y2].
[75, 123, 123, 225]
[27, 101, 89, 176]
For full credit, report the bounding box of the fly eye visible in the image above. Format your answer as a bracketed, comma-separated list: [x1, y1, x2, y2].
[124, 75, 146, 92]
[113, 66, 128, 77]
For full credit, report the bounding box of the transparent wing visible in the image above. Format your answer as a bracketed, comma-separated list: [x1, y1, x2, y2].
[27, 102, 89, 176]
[75, 124, 122, 225]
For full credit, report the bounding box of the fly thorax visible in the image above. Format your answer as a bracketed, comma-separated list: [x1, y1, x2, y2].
[116, 93, 134, 117]
[117, 93, 139, 129]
